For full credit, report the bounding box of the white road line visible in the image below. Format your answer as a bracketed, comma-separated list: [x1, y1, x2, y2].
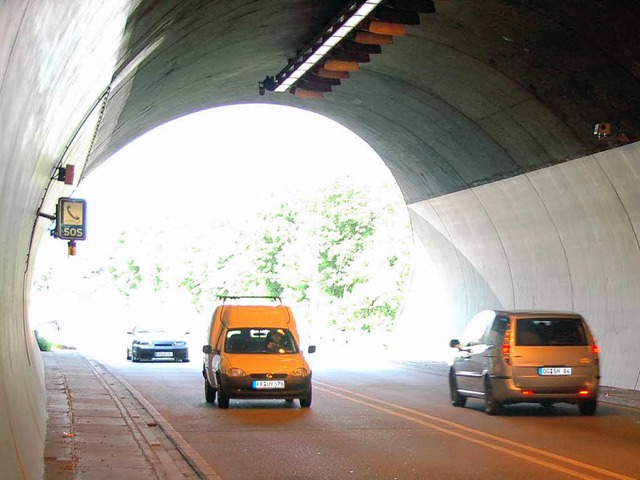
[315, 381, 636, 480]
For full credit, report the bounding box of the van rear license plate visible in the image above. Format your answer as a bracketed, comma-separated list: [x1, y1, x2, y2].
[538, 367, 571, 375]
[253, 380, 285, 389]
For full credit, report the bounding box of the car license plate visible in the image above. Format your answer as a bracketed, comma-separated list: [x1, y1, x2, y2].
[155, 352, 173, 358]
[252, 380, 285, 389]
[538, 367, 571, 375]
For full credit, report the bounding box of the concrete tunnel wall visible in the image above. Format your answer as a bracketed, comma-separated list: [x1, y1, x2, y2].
[0, 1, 133, 478]
[403, 142, 640, 390]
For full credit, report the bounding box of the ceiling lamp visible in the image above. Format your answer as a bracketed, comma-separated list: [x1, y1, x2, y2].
[258, 0, 436, 97]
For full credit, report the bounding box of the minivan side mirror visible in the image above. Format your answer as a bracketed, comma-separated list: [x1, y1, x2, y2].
[307, 345, 316, 354]
[202, 345, 212, 354]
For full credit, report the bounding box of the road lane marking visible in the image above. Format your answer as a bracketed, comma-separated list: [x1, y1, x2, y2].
[315, 381, 635, 480]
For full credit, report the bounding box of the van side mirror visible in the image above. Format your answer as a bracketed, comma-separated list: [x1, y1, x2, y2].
[450, 339, 460, 349]
[307, 345, 316, 354]
[202, 345, 212, 354]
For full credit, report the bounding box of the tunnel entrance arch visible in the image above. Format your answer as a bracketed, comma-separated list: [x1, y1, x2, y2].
[31, 103, 418, 362]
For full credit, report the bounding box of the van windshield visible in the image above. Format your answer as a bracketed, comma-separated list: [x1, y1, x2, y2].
[224, 328, 298, 354]
[515, 318, 587, 346]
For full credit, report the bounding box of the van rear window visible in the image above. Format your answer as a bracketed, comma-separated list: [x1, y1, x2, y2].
[515, 319, 587, 346]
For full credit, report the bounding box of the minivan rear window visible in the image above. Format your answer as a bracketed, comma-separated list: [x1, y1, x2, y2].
[515, 318, 587, 346]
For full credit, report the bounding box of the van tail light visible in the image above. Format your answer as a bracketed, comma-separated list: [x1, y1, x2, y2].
[578, 390, 590, 396]
[521, 390, 533, 396]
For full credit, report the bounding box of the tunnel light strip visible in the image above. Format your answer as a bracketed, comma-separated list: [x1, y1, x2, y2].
[274, 0, 384, 92]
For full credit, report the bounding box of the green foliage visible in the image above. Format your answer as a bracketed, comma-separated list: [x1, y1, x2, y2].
[316, 188, 376, 301]
[36, 177, 412, 336]
[37, 336, 51, 351]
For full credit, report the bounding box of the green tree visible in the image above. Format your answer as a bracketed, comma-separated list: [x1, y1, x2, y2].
[316, 188, 376, 300]
[34, 176, 411, 340]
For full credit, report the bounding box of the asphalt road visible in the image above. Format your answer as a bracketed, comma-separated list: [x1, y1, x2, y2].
[101, 347, 640, 480]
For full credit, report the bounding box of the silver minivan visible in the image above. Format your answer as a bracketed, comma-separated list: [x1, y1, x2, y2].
[449, 310, 600, 415]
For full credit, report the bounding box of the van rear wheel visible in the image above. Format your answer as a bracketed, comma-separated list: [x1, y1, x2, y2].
[449, 371, 467, 407]
[484, 377, 502, 415]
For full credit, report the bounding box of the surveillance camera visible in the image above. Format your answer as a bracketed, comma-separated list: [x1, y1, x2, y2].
[593, 122, 611, 137]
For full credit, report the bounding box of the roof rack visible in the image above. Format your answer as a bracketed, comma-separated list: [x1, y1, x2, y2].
[217, 295, 282, 304]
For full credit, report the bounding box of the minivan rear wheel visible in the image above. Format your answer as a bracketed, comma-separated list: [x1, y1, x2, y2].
[449, 371, 467, 407]
[484, 377, 502, 415]
[578, 399, 597, 415]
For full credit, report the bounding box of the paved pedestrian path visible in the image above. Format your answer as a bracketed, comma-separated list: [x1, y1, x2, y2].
[43, 351, 219, 480]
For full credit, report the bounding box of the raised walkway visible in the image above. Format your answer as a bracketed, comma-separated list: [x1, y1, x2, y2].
[43, 351, 220, 480]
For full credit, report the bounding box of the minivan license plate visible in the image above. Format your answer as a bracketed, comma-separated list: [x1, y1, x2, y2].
[538, 367, 571, 375]
[253, 380, 285, 389]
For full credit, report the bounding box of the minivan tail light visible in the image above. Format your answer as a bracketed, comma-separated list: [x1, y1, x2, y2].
[578, 389, 590, 396]
[521, 390, 533, 396]
[501, 343, 511, 365]
[501, 325, 512, 365]
[591, 344, 600, 365]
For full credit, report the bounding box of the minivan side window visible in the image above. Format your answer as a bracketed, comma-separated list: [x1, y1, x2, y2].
[515, 318, 587, 346]
[461, 311, 496, 346]
[486, 316, 509, 346]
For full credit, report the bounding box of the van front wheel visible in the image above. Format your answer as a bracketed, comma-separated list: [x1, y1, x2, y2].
[449, 372, 467, 407]
[204, 380, 216, 403]
[484, 377, 502, 415]
[217, 389, 230, 409]
[578, 399, 597, 415]
[299, 384, 312, 408]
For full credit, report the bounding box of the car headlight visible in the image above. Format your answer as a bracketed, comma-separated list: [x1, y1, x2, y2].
[174, 341, 187, 346]
[291, 367, 308, 377]
[135, 341, 152, 345]
[227, 368, 246, 377]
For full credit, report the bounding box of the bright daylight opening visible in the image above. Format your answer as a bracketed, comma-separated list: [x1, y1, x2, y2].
[31, 104, 416, 369]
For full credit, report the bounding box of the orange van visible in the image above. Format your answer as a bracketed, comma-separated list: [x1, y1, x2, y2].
[202, 296, 315, 408]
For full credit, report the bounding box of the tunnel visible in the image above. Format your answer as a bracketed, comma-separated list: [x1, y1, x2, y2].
[1, 1, 639, 478]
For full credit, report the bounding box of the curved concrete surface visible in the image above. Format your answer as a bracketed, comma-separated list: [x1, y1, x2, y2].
[1, 1, 639, 478]
[406, 142, 640, 390]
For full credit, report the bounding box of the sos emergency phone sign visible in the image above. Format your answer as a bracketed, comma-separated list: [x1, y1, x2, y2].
[56, 197, 87, 240]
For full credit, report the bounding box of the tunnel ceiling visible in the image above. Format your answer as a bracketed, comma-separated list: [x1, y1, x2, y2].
[87, 0, 640, 203]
